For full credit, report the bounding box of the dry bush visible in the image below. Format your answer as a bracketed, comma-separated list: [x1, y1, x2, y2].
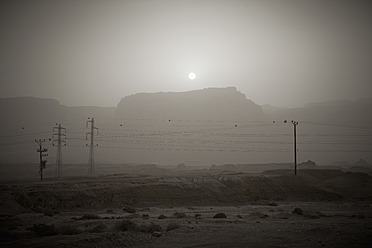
[249, 212, 269, 218]
[83, 214, 100, 220]
[115, 219, 137, 232]
[123, 206, 136, 213]
[148, 222, 162, 232]
[292, 208, 303, 215]
[89, 222, 107, 233]
[174, 212, 186, 218]
[43, 210, 55, 217]
[213, 213, 227, 219]
[57, 224, 83, 235]
[32, 224, 58, 237]
[136, 224, 149, 233]
[80, 213, 100, 220]
[158, 214, 167, 219]
[194, 214, 201, 219]
[166, 222, 180, 231]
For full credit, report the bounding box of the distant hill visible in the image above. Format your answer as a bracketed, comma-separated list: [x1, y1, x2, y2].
[116, 87, 265, 121]
[0, 97, 115, 128]
[265, 98, 372, 122]
[0, 91, 371, 168]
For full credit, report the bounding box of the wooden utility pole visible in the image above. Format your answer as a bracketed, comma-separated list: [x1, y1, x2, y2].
[35, 139, 48, 181]
[291, 120, 299, 175]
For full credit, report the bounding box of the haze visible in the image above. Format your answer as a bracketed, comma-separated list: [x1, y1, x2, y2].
[1, 0, 371, 107]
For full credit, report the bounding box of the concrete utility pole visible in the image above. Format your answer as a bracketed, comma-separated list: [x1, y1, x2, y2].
[35, 139, 48, 181]
[53, 123, 66, 178]
[291, 120, 299, 175]
[86, 118, 98, 176]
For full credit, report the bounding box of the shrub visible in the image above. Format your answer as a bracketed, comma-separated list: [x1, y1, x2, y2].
[249, 212, 268, 218]
[158, 214, 167, 219]
[194, 214, 201, 219]
[125, 214, 140, 219]
[32, 224, 58, 237]
[292, 208, 303, 215]
[123, 206, 136, 214]
[358, 213, 365, 219]
[115, 220, 136, 232]
[166, 222, 180, 231]
[57, 224, 83, 235]
[142, 214, 149, 219]
[152, 231, 162, 237]
[89, 223, 107, 233]
[147, 222, 162, 233]
[213, 213, 227, 219]
[43, 210, 55, 217]
[136, 224, 149, 233]
[80, 213, 100, 220]
[174, 212, 186, 218]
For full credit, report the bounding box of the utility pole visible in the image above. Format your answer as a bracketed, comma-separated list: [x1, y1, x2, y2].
[53, 123, 66, 178]
[86, 117, 98, 176]
[35, 139, 48, 181]
[291, 120, 299, 175]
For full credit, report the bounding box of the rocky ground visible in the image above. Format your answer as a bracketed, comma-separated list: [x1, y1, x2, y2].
[1, 169, 371, 247]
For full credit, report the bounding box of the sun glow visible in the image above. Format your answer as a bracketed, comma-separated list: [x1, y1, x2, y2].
[188, 72, 196, 80]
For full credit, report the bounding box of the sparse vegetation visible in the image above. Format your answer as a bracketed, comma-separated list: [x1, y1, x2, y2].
[125, 214, 140, 219]
[292, 208, 304, 215]
[148, 222, 162, 232]
[123, 206, 136, 213]
[152, 231, 162, 237]
[43, 210, 55, 217]
[89, 222, 107, 233]
[115, 219, 137, 232]
[32, 224, 58, 237]
[136, 224, 149, 232]
[213, 213, 227, 219]
[174, 212, 186, 218]
[135, 222, 162, 233]
[268, 202, 278, 206]
[158, 214, 167, 219]
[79, 213, 100, 220]
[57, 224, 83, 235]
[166, 222, 180, 231]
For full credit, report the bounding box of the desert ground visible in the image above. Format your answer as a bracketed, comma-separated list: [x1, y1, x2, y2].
[1, 165, 371, 247]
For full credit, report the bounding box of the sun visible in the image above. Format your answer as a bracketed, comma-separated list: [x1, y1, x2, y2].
[188, 72, 196, 80]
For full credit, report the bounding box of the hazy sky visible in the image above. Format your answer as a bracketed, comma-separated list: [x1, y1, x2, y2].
[1, 0, 371, 107]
